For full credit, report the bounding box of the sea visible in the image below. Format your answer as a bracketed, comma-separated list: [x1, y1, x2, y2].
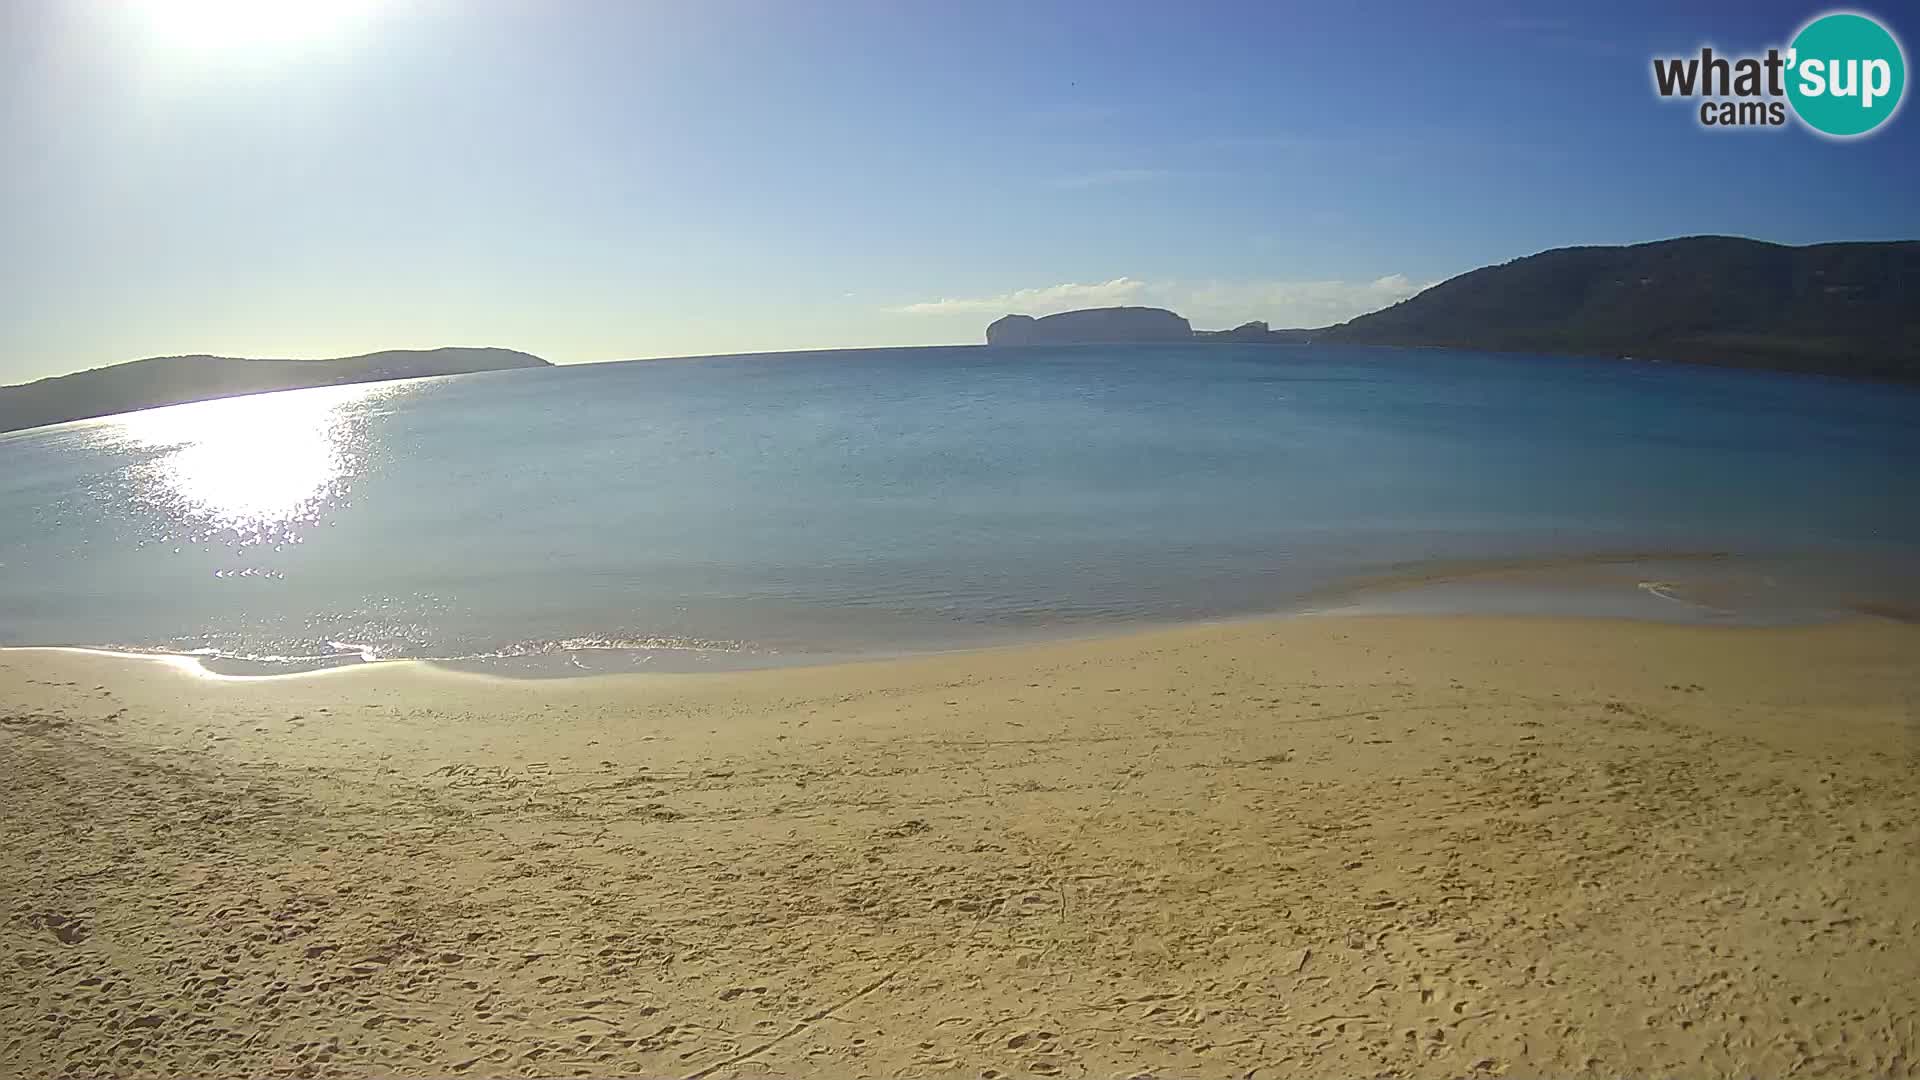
[2, 343, 1916, 675]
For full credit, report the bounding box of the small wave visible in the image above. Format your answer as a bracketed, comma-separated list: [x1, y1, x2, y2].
[1296, 549, 1736, 609]
[83, 632, 764, 678]
[471, 634, 751, 659]
[1635, 580, 1735, 616]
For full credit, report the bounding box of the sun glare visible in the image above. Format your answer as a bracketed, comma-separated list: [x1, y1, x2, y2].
[132, 0, 372, 51]
[111, 382, 393, 539]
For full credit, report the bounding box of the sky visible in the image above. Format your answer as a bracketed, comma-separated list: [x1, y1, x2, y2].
[2, 0, 1917, 382]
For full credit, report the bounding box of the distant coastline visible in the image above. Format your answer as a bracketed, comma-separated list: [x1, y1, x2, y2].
[979, 236, 1920, 381]
[0, 347, 550, 434]
[6, 234, 1917, 438]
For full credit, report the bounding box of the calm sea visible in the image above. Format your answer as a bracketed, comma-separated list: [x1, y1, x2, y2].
[2, 344, 1916, 673]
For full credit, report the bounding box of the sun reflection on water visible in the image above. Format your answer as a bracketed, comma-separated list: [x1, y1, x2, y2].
[109, 382, 395, 544]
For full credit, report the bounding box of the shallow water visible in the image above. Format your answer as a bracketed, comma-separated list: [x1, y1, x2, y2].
[2, 344, 1916, 673]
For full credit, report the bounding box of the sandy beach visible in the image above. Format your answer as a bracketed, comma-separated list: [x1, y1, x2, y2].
[3, 614, 1918, 1079]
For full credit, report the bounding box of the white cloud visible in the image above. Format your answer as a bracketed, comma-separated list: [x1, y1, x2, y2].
[891, 274, 1430, 329]
[892, 277, 1148, 316]
[1173, 274, 1430, 328]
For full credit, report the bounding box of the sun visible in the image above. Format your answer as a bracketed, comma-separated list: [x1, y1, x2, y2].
[132, 0, 372, 51]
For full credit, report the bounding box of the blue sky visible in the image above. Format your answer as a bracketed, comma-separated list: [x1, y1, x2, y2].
[2, 0, 1916, 381]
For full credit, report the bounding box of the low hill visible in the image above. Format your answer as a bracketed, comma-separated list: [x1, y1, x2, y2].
[1321, 237, 1920, 379]
[0, 347, 551, 434]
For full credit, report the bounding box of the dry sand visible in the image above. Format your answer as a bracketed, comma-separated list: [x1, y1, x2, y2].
[3, 615, 1918, 1079]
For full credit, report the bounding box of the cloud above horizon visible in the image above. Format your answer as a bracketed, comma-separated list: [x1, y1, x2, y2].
[894, 278, 1151, 316]
[893, 274, 1430, 329]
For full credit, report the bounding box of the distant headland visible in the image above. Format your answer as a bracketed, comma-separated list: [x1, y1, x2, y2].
[983, 237, 1920, 380]
[987, 307, 1317, 346]
[0, 347, 551, 434]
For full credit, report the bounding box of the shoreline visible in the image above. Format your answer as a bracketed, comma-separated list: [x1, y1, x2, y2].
[4, 613, 1918, 1076]
[8, 541, 1911, 679]
[4, 602, 1911, 683]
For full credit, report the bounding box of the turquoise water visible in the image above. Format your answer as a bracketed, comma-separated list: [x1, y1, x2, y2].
[1, 344, 1916, 672]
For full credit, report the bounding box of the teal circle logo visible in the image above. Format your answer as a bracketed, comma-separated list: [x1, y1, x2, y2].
[1787, 12, 1907, 137]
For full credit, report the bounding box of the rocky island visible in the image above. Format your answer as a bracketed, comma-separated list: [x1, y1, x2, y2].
[985, 307, 1316, 347]
[0, 347, 552, 434]
[986, 307, 1193, 346]
[1194, 320, 1316, 344]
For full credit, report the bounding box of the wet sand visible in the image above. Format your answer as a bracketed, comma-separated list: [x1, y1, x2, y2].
[3, 615, 1918, 1078]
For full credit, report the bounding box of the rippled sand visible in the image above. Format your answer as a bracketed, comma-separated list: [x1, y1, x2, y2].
[4, 615, 1918, 1078]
